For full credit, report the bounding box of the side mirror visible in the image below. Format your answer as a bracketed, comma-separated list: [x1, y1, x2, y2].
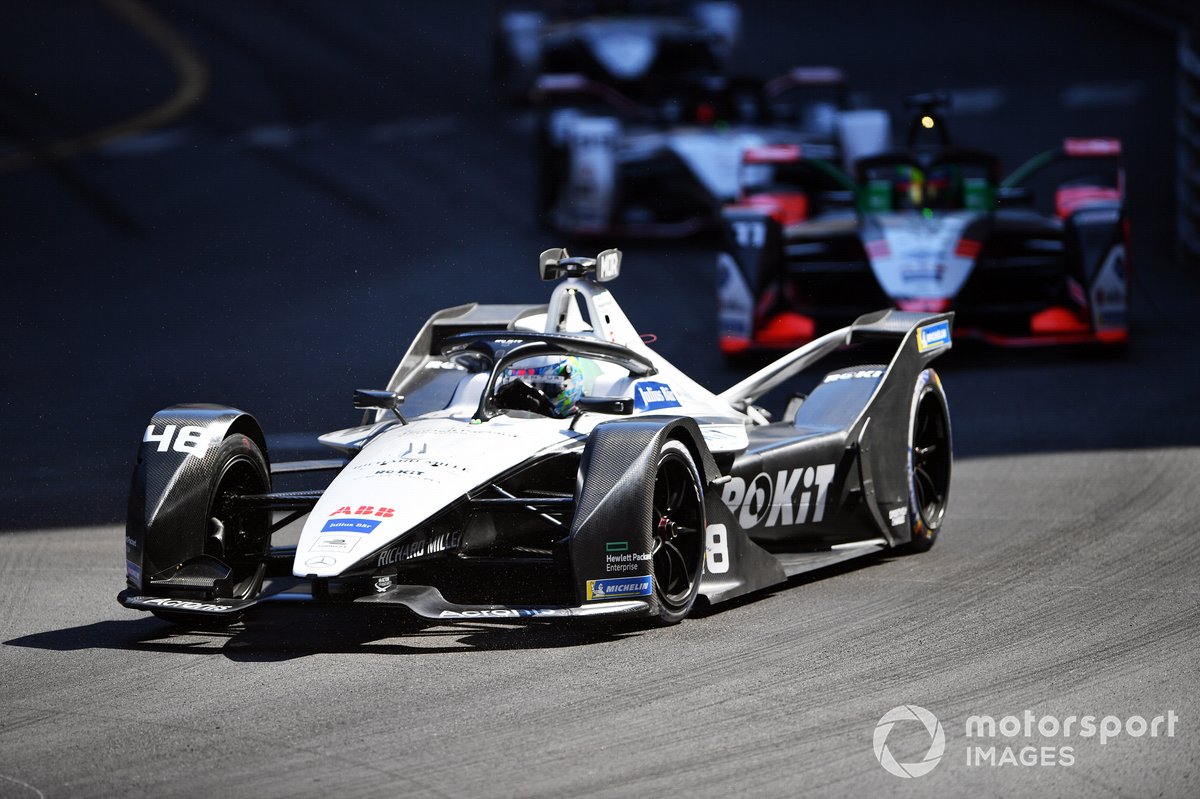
[575, 396, 634, 415]
[996, 186, 1033, 206]
[354, 389, 407, 424]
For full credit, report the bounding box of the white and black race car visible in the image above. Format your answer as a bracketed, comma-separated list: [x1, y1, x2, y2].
[535, 67, 861, 237]
[119, 248, 953, 626]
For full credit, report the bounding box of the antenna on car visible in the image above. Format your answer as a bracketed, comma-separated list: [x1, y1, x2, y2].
[539, 247, 622, 282]
[904, 91, 952, 147]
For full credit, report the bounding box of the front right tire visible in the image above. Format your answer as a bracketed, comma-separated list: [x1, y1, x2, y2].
[650, 440, 706, 623]
[903, 369, 952, 553]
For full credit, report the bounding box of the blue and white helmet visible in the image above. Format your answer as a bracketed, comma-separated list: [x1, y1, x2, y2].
[500, 355, 585, 418]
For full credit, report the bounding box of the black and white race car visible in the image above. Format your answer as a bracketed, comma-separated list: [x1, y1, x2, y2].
[535, 67, 857, 237]
[119, 249, 953, 627]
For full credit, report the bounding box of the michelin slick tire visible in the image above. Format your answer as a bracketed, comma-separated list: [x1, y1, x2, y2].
[650, 440, 706, 624]
[901, 369, 952, 553]
[152, 434, 271, 627]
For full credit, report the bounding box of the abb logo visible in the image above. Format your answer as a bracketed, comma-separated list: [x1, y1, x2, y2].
[330, 505, 395, 518]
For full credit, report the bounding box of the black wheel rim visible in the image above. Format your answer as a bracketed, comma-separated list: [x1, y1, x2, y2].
[208, 454, 269, 594]
[912, 389, 951, 528]
[651, 450, 704, 611]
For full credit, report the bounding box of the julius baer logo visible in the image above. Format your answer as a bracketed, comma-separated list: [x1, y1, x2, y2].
[873, 704, 1180, 778]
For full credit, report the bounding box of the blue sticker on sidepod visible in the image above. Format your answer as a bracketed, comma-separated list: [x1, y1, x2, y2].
[321, 518, 381, 534]
[634, 381, 681, 411]
[916, 320, 951, 352]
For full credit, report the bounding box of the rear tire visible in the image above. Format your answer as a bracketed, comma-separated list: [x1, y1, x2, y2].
[650, 440, 706, 624]
[902, 369, 952, 553]
[151, 434, 271, 628]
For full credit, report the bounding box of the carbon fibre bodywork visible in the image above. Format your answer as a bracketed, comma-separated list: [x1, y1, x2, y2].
[124, 406, 269, 593]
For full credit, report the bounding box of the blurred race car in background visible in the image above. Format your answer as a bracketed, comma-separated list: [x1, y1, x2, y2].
[493, 0, 741, 103]
[535, 66, 882, 237]
[715, 92, 1128, 352]
[717, 94, 1130, 354]
[118, 248, 953, 628]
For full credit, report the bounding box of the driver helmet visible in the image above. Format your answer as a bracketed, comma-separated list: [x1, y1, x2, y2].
[500, 355, 585, 418]
[892, 164, 926, 209]
[924, 163, 963, 209]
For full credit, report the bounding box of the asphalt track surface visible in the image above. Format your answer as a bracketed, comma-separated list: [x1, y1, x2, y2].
[2, 2, 1199, 796]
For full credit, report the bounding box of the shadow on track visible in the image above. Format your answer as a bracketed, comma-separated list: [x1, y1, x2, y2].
[4, 604, 642, 662]
[690, 550, 897, 618]
[5, 555, 905, 660]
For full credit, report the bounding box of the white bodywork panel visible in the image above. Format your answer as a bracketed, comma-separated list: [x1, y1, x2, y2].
[663, 128, 773, 200]
[296, 273, 750, 578]
[296, 416, 575, 578]
[866, 212, 979, 300]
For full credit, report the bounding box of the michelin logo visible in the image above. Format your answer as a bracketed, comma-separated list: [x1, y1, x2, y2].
[916, 320, 951, 352]
[586, 576, 653, 601]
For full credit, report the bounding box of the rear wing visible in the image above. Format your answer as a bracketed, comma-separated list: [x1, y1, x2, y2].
[531, 74, 642, 115]
[719, 310, 953, 410]
[382, 303, 546, 395]
[762, 66, 847, 98]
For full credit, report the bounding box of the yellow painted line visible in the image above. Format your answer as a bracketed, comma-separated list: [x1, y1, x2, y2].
[0, 0, 209, 172]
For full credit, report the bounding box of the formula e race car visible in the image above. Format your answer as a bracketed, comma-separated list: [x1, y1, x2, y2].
[540, 66, 888, 236]
[493, 0, 740, 103]
[119, 248, 953, 628]
[535, 66, 867, 237]
[716, 94, 1130, 354]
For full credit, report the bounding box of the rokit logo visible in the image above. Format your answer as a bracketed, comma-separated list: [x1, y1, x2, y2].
[823, 369, 883, 383]
[721, 464, 836, 528]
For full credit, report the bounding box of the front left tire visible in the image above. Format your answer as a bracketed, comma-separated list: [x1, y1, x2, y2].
[151, 433, 271, 627]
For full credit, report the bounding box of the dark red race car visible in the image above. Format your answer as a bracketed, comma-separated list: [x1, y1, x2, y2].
[717, 94, 1130, 355]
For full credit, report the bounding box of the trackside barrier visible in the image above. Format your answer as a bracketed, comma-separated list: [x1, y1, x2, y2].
[1086, 1, 1197, 263]
[1180, 33, 1200, 263]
